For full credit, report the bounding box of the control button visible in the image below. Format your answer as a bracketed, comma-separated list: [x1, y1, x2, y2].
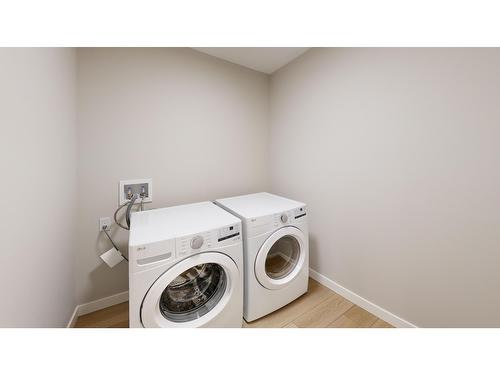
[280, 214, 288, 223]
[190, 235, 204, 249]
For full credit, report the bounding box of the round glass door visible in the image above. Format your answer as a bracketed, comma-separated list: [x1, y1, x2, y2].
[255, 226, 307, 290]
[159, 263, 227, 323]
[265, 235, 301, 279]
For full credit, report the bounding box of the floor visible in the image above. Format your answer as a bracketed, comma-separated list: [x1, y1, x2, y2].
[75, 278, 393, 328]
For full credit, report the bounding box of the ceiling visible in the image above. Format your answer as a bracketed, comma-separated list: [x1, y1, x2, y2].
[192, 48, 310, 74]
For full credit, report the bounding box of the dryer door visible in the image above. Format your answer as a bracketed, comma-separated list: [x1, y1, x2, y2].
[254, 226, 307, 290]
[141, 252, 239, 327]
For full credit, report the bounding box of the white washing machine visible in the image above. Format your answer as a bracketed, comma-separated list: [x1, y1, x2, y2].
[128, 202, 243, 328]
[215, 192, 309, 322]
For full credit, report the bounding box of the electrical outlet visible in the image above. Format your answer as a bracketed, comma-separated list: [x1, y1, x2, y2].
[119, 178, 153, 205]
[99, 217, 111, 231]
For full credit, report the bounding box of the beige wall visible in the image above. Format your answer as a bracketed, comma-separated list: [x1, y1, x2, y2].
[269, 48, 500, 327]
[0, 48, 77, 327]
[76, 48, 270, 304]
[4, 47, 499, 327]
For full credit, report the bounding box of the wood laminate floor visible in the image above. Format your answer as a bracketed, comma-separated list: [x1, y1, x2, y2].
[75, 278, 393, 328]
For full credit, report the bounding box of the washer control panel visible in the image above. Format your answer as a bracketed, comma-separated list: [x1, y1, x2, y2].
[175, 223, 241, 258]
[176, 231, 212, 258]
[218, 223, 241, 243]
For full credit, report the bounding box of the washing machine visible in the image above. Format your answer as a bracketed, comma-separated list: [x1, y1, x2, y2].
[215, 192, 309, 322]
[128, 201, 243, 328]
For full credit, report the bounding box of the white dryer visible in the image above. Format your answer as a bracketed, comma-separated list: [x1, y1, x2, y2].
[128, 202, 243, 327]
[215, 192, 309, 322]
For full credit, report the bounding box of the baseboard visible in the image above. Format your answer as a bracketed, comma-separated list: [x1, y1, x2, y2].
[66, 291, 129, 328]
[66, 273, 415, 328]
[309, 268, 417, 328]
[66, 306, 80, 328]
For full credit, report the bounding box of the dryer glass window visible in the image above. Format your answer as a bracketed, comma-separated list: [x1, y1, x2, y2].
[159, 263, 227, 323]
[265, 235, 300, 279]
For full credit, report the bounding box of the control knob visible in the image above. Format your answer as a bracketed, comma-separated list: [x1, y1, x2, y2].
[190, 235, 204, 250]
[280, 214, 288, 223]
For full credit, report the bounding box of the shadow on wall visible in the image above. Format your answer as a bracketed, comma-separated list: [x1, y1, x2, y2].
[89, 224, 129, 300]
[308, 234, 319, 272]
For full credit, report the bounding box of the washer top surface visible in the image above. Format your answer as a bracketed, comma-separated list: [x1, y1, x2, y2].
[216, 192, 305, 219]
[129, 201, 240, 246]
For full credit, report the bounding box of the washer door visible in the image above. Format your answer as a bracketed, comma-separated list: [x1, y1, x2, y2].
[141, 252, 239, 327]
[254, 226, 306, 290]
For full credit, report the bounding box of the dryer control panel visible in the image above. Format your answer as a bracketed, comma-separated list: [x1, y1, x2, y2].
[246, 206, 307, 237]
[273, 206, 307, 226]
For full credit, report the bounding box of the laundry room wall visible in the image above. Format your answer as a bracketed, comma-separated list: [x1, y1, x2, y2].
[0, 48, 77, 327]
[269, 48, 500, 327]
[76, 48, 269, 305]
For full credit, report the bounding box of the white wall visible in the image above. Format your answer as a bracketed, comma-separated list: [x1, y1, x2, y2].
[269, 48, 500, 327]
[0, 48, 77, 327]
[76, 48, 269, 304]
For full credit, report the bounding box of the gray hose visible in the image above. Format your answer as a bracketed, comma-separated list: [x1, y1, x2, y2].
[125, 194, 139, 229]
[102, 226, 128, 262]
[114, 201, 130, 230]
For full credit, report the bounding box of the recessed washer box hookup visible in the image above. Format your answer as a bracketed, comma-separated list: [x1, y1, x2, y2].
[119, 178, 153, 205]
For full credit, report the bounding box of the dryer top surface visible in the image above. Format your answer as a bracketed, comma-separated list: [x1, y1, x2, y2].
[216, 192, 305, 219]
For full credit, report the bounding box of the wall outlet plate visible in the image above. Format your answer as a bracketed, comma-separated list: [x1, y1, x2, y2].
[99, 217, 112, 231]
[119, 178, 153, 205]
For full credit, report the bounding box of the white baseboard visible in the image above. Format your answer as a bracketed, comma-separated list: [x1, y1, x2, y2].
[309, 268, 417, 328]
[66, 272, 415, 328]
[66, 291, 129, 328]
[66, 306, 80, 328]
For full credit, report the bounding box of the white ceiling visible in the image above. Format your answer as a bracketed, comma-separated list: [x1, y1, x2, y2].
[192, 48, 310, 74]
